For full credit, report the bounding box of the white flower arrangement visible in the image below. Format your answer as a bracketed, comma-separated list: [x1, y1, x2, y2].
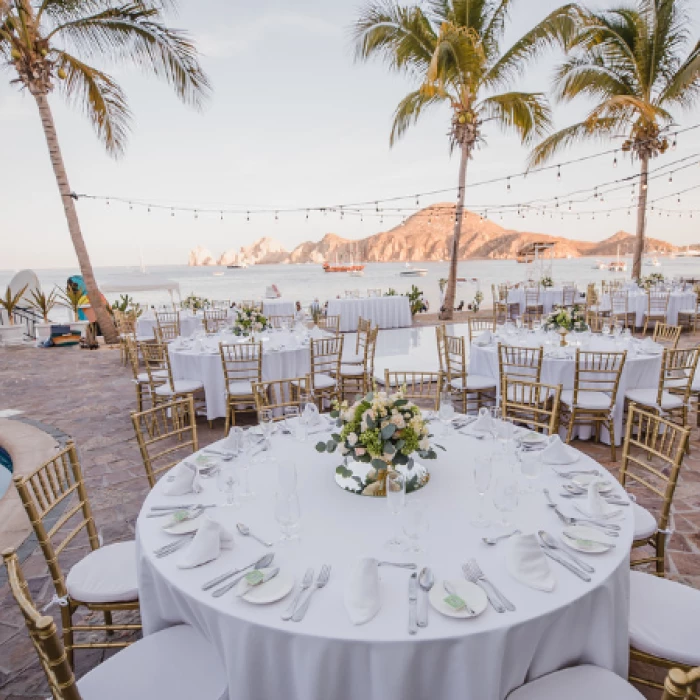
[233, 306, 269, 335]
[543, 304, 588, 332]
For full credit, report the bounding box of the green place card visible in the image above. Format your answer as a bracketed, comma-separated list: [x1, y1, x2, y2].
[170, 509, 189, 523]
[245, 570, 264, 586]
[444, 594, 466, 611]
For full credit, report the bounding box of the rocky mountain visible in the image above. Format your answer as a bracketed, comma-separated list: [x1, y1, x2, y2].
[188, 245, 216, 266]
[188, 204, 680, 265]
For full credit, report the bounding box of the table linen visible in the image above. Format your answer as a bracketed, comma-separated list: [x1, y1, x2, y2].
[507, 288, 583, 316]
[137, 313, 203, 339]
[327, 297, 412, 332]
[262, 299, 295, 317]
[599, 291, 696, 327]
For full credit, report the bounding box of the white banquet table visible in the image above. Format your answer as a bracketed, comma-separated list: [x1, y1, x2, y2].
[599, 290, 696, 327]
[262, 299, 295, 317]
[327, 297, 412, 332]
[137, 312, 203, 339]
[507, 287, 583, 316]
[136, 429, 633, 700]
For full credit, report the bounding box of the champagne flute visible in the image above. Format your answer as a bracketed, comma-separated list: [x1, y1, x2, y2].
[275, 491, 301, 545]
[402, 500, 429, 553]
[237, 431, 255, 501]
[217, 466, 238, 507]
[259, 408, 274, 457]
[492, 476, 519, 528]
[438, 391, 455, 436]
[471, 458, 492, 528]
[385, 470, 406, 551]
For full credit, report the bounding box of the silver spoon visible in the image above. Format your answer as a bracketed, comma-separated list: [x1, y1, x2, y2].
[417, 567, 434, 628]
[543, 488, 557, 508]
[538, 530, 595, 574]
[237, 522, 273, 547]
[482, 529, 521, 546]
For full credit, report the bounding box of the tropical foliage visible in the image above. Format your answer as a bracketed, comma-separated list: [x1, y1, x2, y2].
[56, 285, 86, 321]
[181, 293, 210, 311]
[0, 284, 29, 324]
[28, 288, 60, 322]
[530, 0, 700, 279]
[0, 0, 209, 343]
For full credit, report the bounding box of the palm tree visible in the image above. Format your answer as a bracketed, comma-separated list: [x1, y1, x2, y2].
[529, 0, 700, 280]
[353, 0, 579, 319]
[0, 1, 209, 343]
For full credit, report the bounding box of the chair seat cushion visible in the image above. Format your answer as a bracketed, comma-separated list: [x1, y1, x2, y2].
[560, 390, 612, 410]
[632, 502, 657, 541]
[506, 665, 643, 700]
[310, 374, 336, 389]
[630, 571, 700, 667]
[66, 541, 138, 604]
[342, 352, 364, 365]
[155, 379, 204, 396]
[450, 374, 497, 391]
[340, 364, 365, 377]
[136, 370, 167, 383]
[77, 624, 227, 700]
[625, 388, 683, 410]
[228, 380, 253, 395]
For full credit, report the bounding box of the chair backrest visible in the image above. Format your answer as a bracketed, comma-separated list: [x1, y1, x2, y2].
[652, 322, 682, 349]
[155, 321, 179, 343]
[610, 290, 629, 315]
[317, 315, 340, 334]
[139, 339, 168, 389]
[268, 314, 294, 329]
[435, 324, 447, 375]
[524, 288, 540, 306]
[367, 289, 382, 297]
[648, 291, 670, 315]
[657, 347, 700, 405]
[131, 396, 198, 488]
[662, 666, 700, 699]
[310, 336, 343, 381]
[156, 310, 180, 334]
[2, 549, 83, 700]
[241, 300, 262, 311]
[355, 317, 373, 353]
[498, 343, 543, 384]
[203, 309, 228, 334]
[383, 370, 443, 410]
[572, 350, 627, 408]
[360, 327, 379, 378]
[620, 404, 690, 534]
[124, 335, 142, 382]
[467, 317, 496, 343]
[586, 283, 599, 306]
[113, 309, 137, 335]
[562, 287, 576, 306]
[220, 341, 263, 389]
[444, 333, 467, 386]
[501, 378, 562, 435]
[211, 299, 230, 309]
[13, 442, 99, 599]
[251, 376, 312, 420]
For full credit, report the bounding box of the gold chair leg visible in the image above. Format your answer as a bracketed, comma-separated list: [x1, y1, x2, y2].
[609, 419, 616, 462]
[62, 606, 74, 669]
[564, 409, 575, 444]
[104, 610, 114, 634]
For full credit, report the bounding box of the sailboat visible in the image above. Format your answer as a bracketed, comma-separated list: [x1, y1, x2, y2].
[608, 245, 627, 272]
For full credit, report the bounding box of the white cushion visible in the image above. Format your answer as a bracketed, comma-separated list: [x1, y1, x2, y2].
[77, 624, 227, 700]
[625, 388, 684, 410]
[630, 571, 700, 666]
[228, 380, 253, 395]
[342, 352, 364, 364]
[340, 364, 365, 376]
[136, 370, 167, 383]
[449, 374, 497, 391]
[632, 502, 657, 541]
[560, 390, 612, 410]
[66, 541, 138, 604]
[312, 373, 337, 389]
[507, 665, 643, 700]
[155, 379, 204, 396]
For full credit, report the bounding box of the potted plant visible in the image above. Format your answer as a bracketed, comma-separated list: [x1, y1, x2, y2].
[57, 285, 91, 336]
[28, 289, 59, 341]
[0, 284, 29, 345]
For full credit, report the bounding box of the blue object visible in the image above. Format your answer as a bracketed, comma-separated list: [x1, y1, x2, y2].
[0, 446, 12, 499]
[68, 275, 87, 320]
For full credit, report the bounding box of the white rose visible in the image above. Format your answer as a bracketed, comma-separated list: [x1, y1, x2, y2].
[347, 432, 358, 446]
[419, 437, 430, 451]
[340, 444, 349, 455]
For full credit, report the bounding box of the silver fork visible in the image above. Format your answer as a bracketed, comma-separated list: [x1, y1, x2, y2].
[553, 507, 621, 536]
[291, 565, 331, 622]
[463, 559, 515, 613]
[154, 533, 196, 558]
[281, 568, 314, 621]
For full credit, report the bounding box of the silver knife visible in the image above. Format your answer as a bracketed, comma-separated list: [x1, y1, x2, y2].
[541, 548, 591, 582]
[408, 573, 418, 635]
[213, 567, 278, 598]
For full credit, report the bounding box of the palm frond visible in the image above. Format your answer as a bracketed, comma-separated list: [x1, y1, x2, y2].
[477, 91, 552, 145]
[553, 56, 634, 103]
[427, 22, 486, 96]
[586, 94, 671, 125]
[389, 84, 450, 145]
[482, 0, 514, 51]
[54, 50, 131, 155]
[658, 39, 700, 109]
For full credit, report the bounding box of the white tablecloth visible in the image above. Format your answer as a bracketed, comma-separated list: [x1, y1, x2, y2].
[262, 299, 295, 317]
[507, 287, 582, 316]
[137, 313, 203, 339]
[327, 297, 412, 332]
[168, 331, 311, 420]
[469, 333, 661, 445]
[137, 430, 632, 700]
[599, 291, 696, 327]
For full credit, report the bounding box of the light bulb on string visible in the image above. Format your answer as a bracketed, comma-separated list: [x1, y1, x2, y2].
[415, 195, 420, 207]
[305, 209, 309, 221]
[129, 201, 132, 211]
[246, 211, 250, 222]
[594, 187, 598, 199]
[106, 198, 110, 206]
[220, 211, 223, 221]
[375, 201, 379, 213]
[171, 207, 174, 217]
[507, 177, 511, 192]
[147, 206, 151, 214]
[669, 172, 673, 183]
[557, 165, 561, 180]
[194, 210, 198, 220]
[613, 153, 618, 168]
[275, 211, 279, 221]
[672, 136, 677, 150]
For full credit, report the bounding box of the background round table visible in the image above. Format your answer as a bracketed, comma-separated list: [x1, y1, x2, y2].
[599, 290, 696, 327]
[137, 312, 203, 339]
[137, 430, 633, 700]
[262, 299, 296, 317]
[506, 287, 584, 316]
[327, 296, 412, 331]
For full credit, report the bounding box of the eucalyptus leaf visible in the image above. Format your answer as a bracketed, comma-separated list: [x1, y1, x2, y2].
[371, 458, 387, 471]
[381, 424, 396, 439]
[315, 442, 327, 453]
[383, 442, 396, 455]
[331, 433, 341, 442]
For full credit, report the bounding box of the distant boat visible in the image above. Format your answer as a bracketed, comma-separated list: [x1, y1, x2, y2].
[643, 256, 661, 267]
[349, 269, 365, 277]
[213, 271, 224, 276]
[400, 263, 428, 277]
[592, 260, 607, 270]
[608, 245, 627, 272]
[322, 257, 365, 273]
[674, 246, 700, 258]
[227, 262, 248, 269]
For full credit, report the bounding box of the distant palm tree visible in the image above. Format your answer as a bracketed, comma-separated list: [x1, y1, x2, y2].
[530, 0, 700, 280]
[0, 1, 209, 342]
[353, 0, 579, 319]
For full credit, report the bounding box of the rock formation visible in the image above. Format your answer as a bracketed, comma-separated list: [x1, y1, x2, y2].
[188, 246, 216, 266]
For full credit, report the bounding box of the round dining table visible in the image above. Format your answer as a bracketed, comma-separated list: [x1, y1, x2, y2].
[599, 289, 696, 327]
[327, 296, 413, 332]
[469, 331, 663, 445]
[506, 287, 584, 316]
[137, 311, 203, 339]
[136, 426, 633, 700]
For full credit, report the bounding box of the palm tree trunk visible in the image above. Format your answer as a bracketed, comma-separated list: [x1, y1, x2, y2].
[440, 143, 469, 321]
[31, 92, 119, 344]
[631, 153, 649, 280]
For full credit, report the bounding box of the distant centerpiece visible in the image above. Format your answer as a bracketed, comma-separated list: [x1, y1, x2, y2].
[543, 304, 588, 345]
[233, 306, 269, 336]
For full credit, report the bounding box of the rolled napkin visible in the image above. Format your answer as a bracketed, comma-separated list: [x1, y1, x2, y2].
[469, 407, 495, 434]
[506, 533, 555, 592]
[474, 330, 493, 347]
[344, 558, 382, 625]
[163, 461, 203, 497]
[541, 435, 578, 465]
[177, 517, 234, 569]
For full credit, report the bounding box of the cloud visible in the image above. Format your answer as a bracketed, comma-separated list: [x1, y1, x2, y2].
[196, 12, 340, 58]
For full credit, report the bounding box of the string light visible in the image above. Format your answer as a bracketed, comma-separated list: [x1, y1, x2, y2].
[613, 153, 618, 168]
[506, 177, 511, 192]
[557, 165, 561, 180]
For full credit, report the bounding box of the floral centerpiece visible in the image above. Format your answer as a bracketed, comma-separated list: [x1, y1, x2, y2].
[543, 304, 588, 345]
[638, 273, 665, 290]
[316, 389, 442, 496]
[181, 293, 210, 311]
[233, 306, 269, 336]
[468, 290, 484, 312]
[540, 276, 554, 288]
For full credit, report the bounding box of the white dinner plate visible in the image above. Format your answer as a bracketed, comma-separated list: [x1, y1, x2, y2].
[562, 526, 616, 554]
[237, 570, 295, 604]
[518, 430, 548, 445]
[162, 510, 207, 535]
[428, 580, 488, 619]
[571, 474, 613, 493]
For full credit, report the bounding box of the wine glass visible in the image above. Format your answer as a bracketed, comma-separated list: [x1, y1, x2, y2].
[471, 458, 492, 528]
[237, 431, 256, 501]
[283, 406, 305, 441]
[217, 466, 238, 507]
[438, 391, 455, 436]
[259, 409, 274, 456]
[601, 321, 611, 338]
[385, 470, 406, 551]
[275, 491, 301, 545]
[532, 319, 542, 334]
[402, 500, 429, 553]
[492, 476, 519, 528]
[517, 446, 541, 493]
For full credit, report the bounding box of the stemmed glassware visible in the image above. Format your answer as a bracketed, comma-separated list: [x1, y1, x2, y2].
[275, 491, 301, 545]
[601, 321, 611, 338]
[492, 476, 519, 527]
[259, 409, 274, 457]
[438, 391, 455, 436]
[237, 431, 255, 501]
[471, 457, 493, 528]
[217, 465, 238, 507]
[402, 499, 429, 553]
[517, 445, 541, 492]
[385, 469, 406, 551]
[283, 406, 306, 441]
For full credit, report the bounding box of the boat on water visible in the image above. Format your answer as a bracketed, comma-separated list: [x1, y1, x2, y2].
[592, 260, 607, 270]
[643, 256, 661, 267]
[608, 245, 627, 272]
[212, 271, 224, 277]
[399, 263, 428, 277]
[349, 269, 365, 277]
[227, 263, 248, 269]
[322, 261, 365, 273]
[674, 246, 700, 258]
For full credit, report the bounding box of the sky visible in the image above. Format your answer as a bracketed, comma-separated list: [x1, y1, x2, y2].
[1, 0, 699, 271]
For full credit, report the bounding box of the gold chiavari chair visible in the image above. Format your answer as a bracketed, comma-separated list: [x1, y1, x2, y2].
[343, 317, 373, 364]
[146, 340, 206, 412]
[586, 312, 606, 332]
[12, 443, 140, 668]
[560, 349, 627, 461]
[436, 324, 447, 380]
[211, 299, 231, 309]
[156, 310, 180, 335]
[252, 375, 311, 420]
[241, 300, 262, 311]
[662, 667, 700, 699]
[203, 308, 228, 334]
[561, 286, 577, 307]
[501, 378, 562, 435]
[677, 292, 700, 332]
[609, 290, 636, 329]
[384, 370, 443, 410]
[523, 287, 543, 322]
[498, 343, 544, 385]
[268, 314, 295, 329]
[625, 347, 700, 431]
[653, 322, 682, 349]
[131, 396, 198, 488]
[491, 284, 509, 324]
[339, 326, 378, 400]
[467, 316, 496, 343]
[642, 291, 670, 334]
[155, 321, 179, 343]
[220, 341, 262, 433]
[113, 309, 138, 364]
[620, 404, 690, 577]
[124, 336, 166, 412]
[2, 548, 227, 700]
[316, 314, 340, 335]
[302, 335, 343, 408]
[444, 333, 497, 413]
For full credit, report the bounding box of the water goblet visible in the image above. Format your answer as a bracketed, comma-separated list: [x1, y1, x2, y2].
[259, 408, 274, 456]
[385, 469, 406, 551]
[402, 500, 429, 553]
[471, 458, 493, 528]
[217, 465, 238, 507]
[438, 391, 455, 436]
[601, 321, 611, 338]
[492, 476, 519, 528]
[517, 446, 541, 493]
[275, 491, 301, 545]
[237, 431, 256, 501]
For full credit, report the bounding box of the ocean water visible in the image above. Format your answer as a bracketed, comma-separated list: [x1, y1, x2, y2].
[1, 257, 698, 315]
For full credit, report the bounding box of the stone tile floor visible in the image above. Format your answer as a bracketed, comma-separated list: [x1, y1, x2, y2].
[0, 336, 698, 699]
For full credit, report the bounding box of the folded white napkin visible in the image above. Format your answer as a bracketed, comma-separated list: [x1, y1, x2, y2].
[470, 407, 494, 434]
[583, 480, 618, 517]
[344, 558, 381, 625]
[177, 517, 233, 569]
[541, 435, 578, 465]
[474, 330, 493, 346]
[303, 403, 321, 426]
[163, 462, 203, 496]
[507, 534, 555, 592]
